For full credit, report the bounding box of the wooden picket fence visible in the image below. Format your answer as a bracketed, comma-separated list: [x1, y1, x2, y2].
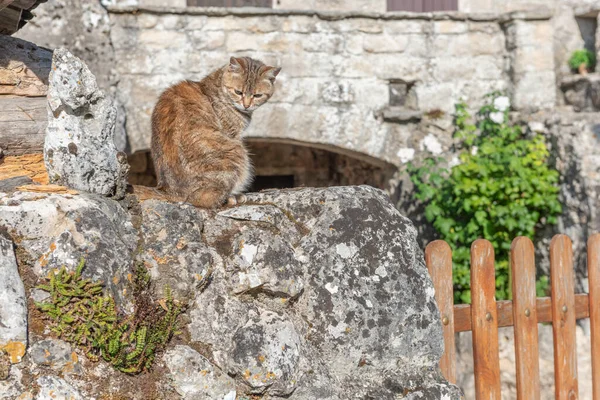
[424, 233, 600, 400]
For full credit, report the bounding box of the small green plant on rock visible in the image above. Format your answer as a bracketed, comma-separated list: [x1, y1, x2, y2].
[407, 93, 562, 303]
[36, 259, 183, 374]
[568, 49, 596, 74]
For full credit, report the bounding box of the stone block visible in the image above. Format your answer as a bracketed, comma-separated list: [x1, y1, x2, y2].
[345, 34, 364, 54]
[138, 29, 187, 47]
[188, 30, 226, 50]
[335, 18, 384, 33]
[434, 20, 468, 34]
[184, 15, 208, 30]
[432, 32, 505, 56]
[468, 21, 502, 34]
[44, 48, 129, 198]
[300, 33, 345, 53]
[279, 52, 339, 78]
[155, 14, 187, 30]
[202, 16, 240, 31]
[506, 19, 553, 48]
[415, 82, 458, 113]
[431, 55, 504, 82]
[512, 70, 556, 110]
[383, 20, 427, 34]
[225, 31, 260, 52]
[511, 45, 554, 74]
[363, 34, 410, 53]
[280, 15, 317, 33]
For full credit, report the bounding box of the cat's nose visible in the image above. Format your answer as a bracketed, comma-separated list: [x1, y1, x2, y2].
[242, 97, 252, 109]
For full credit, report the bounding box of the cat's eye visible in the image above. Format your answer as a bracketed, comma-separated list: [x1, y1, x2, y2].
[234, 90, 242, 95]
[253, 94, 263, 98]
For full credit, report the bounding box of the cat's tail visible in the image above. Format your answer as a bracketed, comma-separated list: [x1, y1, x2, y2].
[127, 185, 185, 203]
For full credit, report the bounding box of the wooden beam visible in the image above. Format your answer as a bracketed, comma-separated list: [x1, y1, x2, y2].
[425, 241, 456, 384]
[453, 293, 590, 333]
[0, 5, 21, 35]
[0, 36, 52, 97]
[11, 0, 37, 9]
[0, 96, 47, 156]
[0, 0, 16, 12]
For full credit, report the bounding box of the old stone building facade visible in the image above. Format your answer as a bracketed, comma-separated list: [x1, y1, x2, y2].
[7, 0, 600, 398]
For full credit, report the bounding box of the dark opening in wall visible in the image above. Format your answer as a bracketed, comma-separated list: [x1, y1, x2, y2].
[127, 139, 399, 201]
[250, 175, 295, 192]
[246, 138, 399, 200]
[575, 16, 597, 55]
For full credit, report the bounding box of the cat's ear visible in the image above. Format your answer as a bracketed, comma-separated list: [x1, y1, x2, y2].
[261, 66, 281, 82]
[229, 57, 243, 72]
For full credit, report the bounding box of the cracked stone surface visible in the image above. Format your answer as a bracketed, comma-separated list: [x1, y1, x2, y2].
[44, 48, 129, 199]
[0, 185, 462, 399]
[0, 235, 27, 364]
[0, 191, 138, 311]
[35, 376, 83, 400]
[163, 345, 236, 399]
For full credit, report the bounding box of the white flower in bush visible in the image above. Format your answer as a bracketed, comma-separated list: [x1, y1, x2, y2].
[471, 146, 478, 156]
[493, 96, 510, 112]
[490, 111, 504, 124]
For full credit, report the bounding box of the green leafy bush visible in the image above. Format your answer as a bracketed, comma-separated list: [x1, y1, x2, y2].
[36, 259, 183, 374]
[568, 49, 596, 72]
[408, 94, 562, 303]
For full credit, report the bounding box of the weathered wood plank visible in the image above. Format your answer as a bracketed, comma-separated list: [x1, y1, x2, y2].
[0, 5, 21, 35]
[0, 36, 52, 97]
[470, 239, 501, 400]
[550, 234, 579, 400]
[0, 97, 47, 156]
[0, 0, 15, 12]
[11, 0, 37, 9]
[425, 240, 456, 384]
[510, 237, 540, 400]
[452, 294, 590, 332]
[588, 233, 600, 400]
[0, 153, 48, 184]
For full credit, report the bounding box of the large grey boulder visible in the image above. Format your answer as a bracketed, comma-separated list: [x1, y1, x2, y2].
[0, 185, 462, 399]
[0, 191, 138, 311]
[44, 48, 129, 198]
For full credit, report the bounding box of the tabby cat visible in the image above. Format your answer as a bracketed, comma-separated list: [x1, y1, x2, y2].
[150, 56, 281, 208]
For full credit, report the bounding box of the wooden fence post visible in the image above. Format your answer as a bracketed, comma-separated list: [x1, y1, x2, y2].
[588, 233, 600, 400]
[550, 234, 578, 400]
[425, 240, 456, 384]
[470, 239, 501, 399]
[510, 237, 540, 400]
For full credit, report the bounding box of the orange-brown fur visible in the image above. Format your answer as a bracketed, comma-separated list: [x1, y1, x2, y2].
[150, 57, 280, 208]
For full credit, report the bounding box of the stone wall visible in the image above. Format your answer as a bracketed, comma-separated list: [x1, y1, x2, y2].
[104, 6, 554, 161]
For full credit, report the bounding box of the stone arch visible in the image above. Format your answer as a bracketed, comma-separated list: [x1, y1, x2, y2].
[127, 138, 400, 201]
[245, 138, 400, 201]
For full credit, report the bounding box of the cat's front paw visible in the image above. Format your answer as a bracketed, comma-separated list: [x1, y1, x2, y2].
[225, 194, 247, 207]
